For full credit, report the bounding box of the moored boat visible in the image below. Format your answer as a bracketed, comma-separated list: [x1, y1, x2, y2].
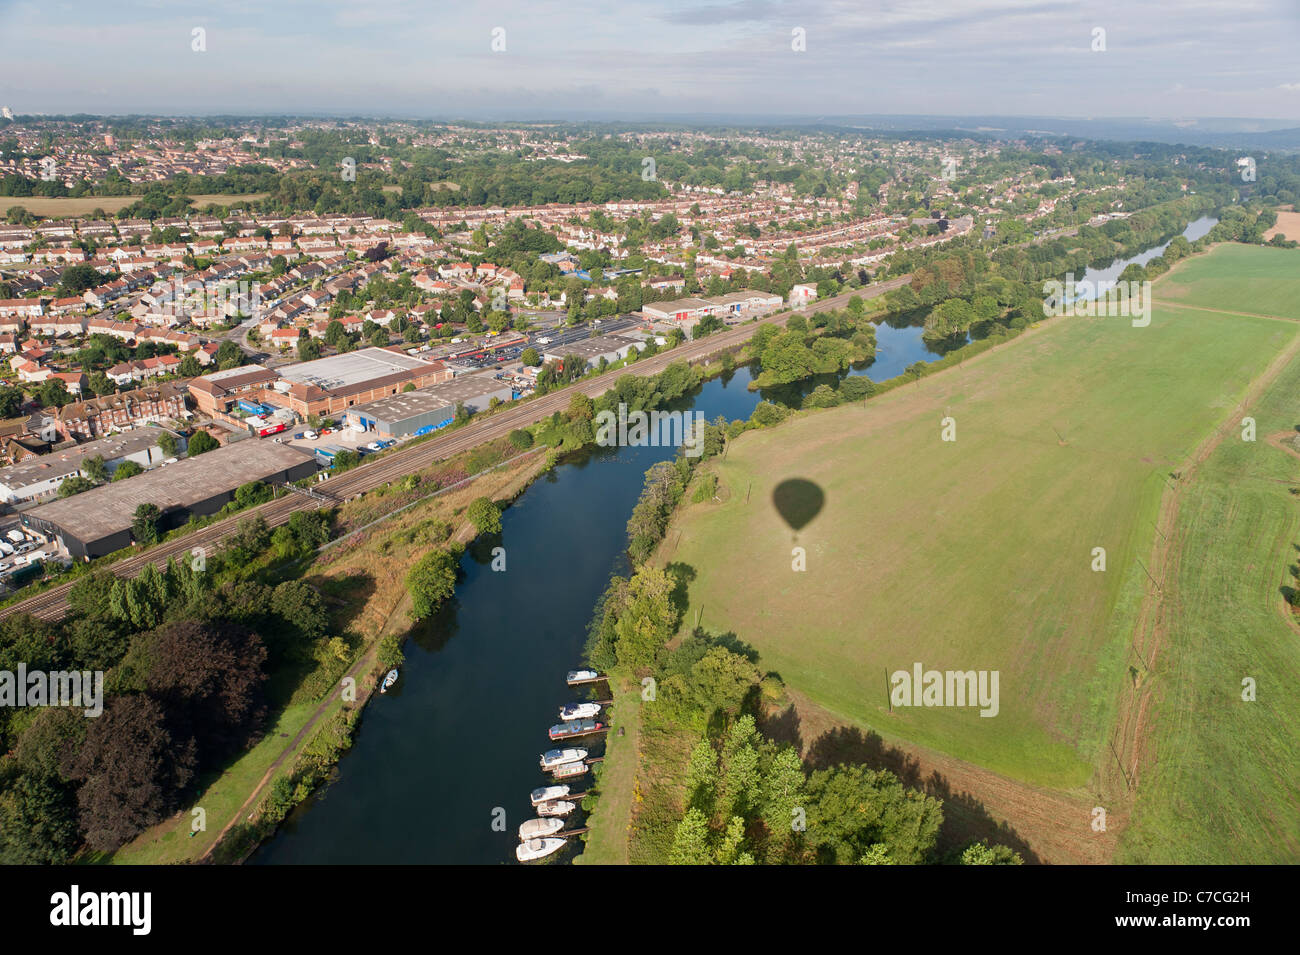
[550, 760, 589, 779]
[565, 669, 602, 685]
[519, 817, 565, 841]
[536, 799, 576, 818]
[530, 785, 570, 806]
[516, 837, 566, 862]
[559, 702, 602, 720]
[380, 668, 398, 693]
[539, 747, 588, 769]
[548, 718, 606, 740]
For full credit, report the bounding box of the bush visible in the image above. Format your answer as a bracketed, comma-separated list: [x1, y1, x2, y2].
[691, 473, 717, 503]
[508, 428, 534, 450]
[466, 497, 502, 536]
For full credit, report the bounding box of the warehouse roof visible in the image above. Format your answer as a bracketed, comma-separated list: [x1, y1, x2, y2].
[277, 347, 434, 392]
[543, 334, 644, 361]
[348, 374, 512, 423]
[25, 440, 316, 544]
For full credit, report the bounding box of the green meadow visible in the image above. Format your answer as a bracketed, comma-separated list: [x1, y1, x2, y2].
[668, 244, 1298, 803]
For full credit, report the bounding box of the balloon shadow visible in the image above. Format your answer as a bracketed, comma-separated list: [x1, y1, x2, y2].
[772, 478, 825, 535]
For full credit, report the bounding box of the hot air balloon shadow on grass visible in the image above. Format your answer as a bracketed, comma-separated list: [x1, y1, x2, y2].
[772, 478, 824, 542]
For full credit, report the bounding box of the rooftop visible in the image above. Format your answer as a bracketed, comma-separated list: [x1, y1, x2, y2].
[543, 334, 643, 360]
[348, 374, 512, 423]
[0, 427, 176, 491]
[25, 439, 315, 543]
[277, 347, 433, 393]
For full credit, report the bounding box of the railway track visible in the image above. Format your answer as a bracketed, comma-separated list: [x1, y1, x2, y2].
[0, 279, 908, 623]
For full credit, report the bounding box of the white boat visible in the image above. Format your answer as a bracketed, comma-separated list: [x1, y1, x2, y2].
[559, 702, 602, 720]
[536, 799, 576, 818]
[530, 785, 570, 806]
[519, 817, 565, 841]
[565, 669, 600, 685]
[516, 837, 567, 863]
[380, 668, 398, 693]
[539, 747, 587, 769]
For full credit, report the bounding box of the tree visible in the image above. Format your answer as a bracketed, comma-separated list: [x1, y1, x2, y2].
[87, 371, 115, 397]
[215, 340, 244, 370]
[157, 430, 179, 458]
[521, 347, 541, 367]
[79, 457, 106, 485]
[57, 263, 103, 295]
[961, 841, 1023, 865]
[406, 546, 461, 619]
[140, 620, 268, 768]
[38, 378, 71, 409]
[71, 694, 196, 851]
[613, 566, 676, 672]
[298, 335, 322, 361]
[0, 385, 23, 418]
[508, 428, 534, 450]
[466, 497, 502, 536]
[132, 502, 162, 545]
[803, 765, 943, 865]
[112, 460, 144, 481]
[57, 475, 96, 498]
[186, 430, 219, 456]
[669, 808, 714, 865]
[0, 771, 82, 864]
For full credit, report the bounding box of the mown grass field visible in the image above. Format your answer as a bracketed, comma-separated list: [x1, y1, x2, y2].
[1118, 334, 1300, 863]
[667, 244, 1297, 794]
[1155, 243, 1300, 319]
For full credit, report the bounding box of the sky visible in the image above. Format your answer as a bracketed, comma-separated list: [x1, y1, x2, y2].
[1, 0, 1298, 122]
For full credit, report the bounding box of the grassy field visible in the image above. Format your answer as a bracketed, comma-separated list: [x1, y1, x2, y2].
[1117, 335, 1300, 863]
[1155, 244, 1300, 319]
[666, 245, 1298, 802]
[3, 192, 269, 217]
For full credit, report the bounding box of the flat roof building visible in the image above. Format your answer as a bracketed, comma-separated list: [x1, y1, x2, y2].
[542, 333, 645, 370]
[0, 427, 181, 507]
[187, 348, 452, 421]
[22, 440, 317, 559]
[343, 374, 514, 440]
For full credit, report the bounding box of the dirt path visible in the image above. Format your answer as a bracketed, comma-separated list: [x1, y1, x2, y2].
[575, 682, 641, 865]
[1152, 300, 1300, 324]
[200, 646, 380, 862]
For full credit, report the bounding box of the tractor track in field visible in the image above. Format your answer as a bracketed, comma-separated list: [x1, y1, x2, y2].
[1111, 326, 1300, 807]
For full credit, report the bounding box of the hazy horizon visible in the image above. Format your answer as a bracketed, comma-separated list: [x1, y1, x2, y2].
[2, 0, 1298, 121]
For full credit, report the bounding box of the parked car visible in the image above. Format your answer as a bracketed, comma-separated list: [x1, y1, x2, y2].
[302, 430, 318, 440]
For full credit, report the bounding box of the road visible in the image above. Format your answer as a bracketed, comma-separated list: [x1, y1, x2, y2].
[0, 277, 910, 623]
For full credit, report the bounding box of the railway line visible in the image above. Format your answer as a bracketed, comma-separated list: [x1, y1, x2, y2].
[0, 278, 908, 623]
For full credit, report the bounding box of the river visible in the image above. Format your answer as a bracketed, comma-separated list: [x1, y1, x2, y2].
[251, 217, 1215, 865]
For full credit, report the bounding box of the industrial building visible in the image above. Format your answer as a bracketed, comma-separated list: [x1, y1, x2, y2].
[186, 348, 452, 422]
[0, 428, 183, 507]
[22, 440, 317, 559]
[343, 375, 514, 440]
[542, 333, 645, 371]
[641, 290, 783, 323]
[271, 347, 451, 418]
[187, 364, 280, 417]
